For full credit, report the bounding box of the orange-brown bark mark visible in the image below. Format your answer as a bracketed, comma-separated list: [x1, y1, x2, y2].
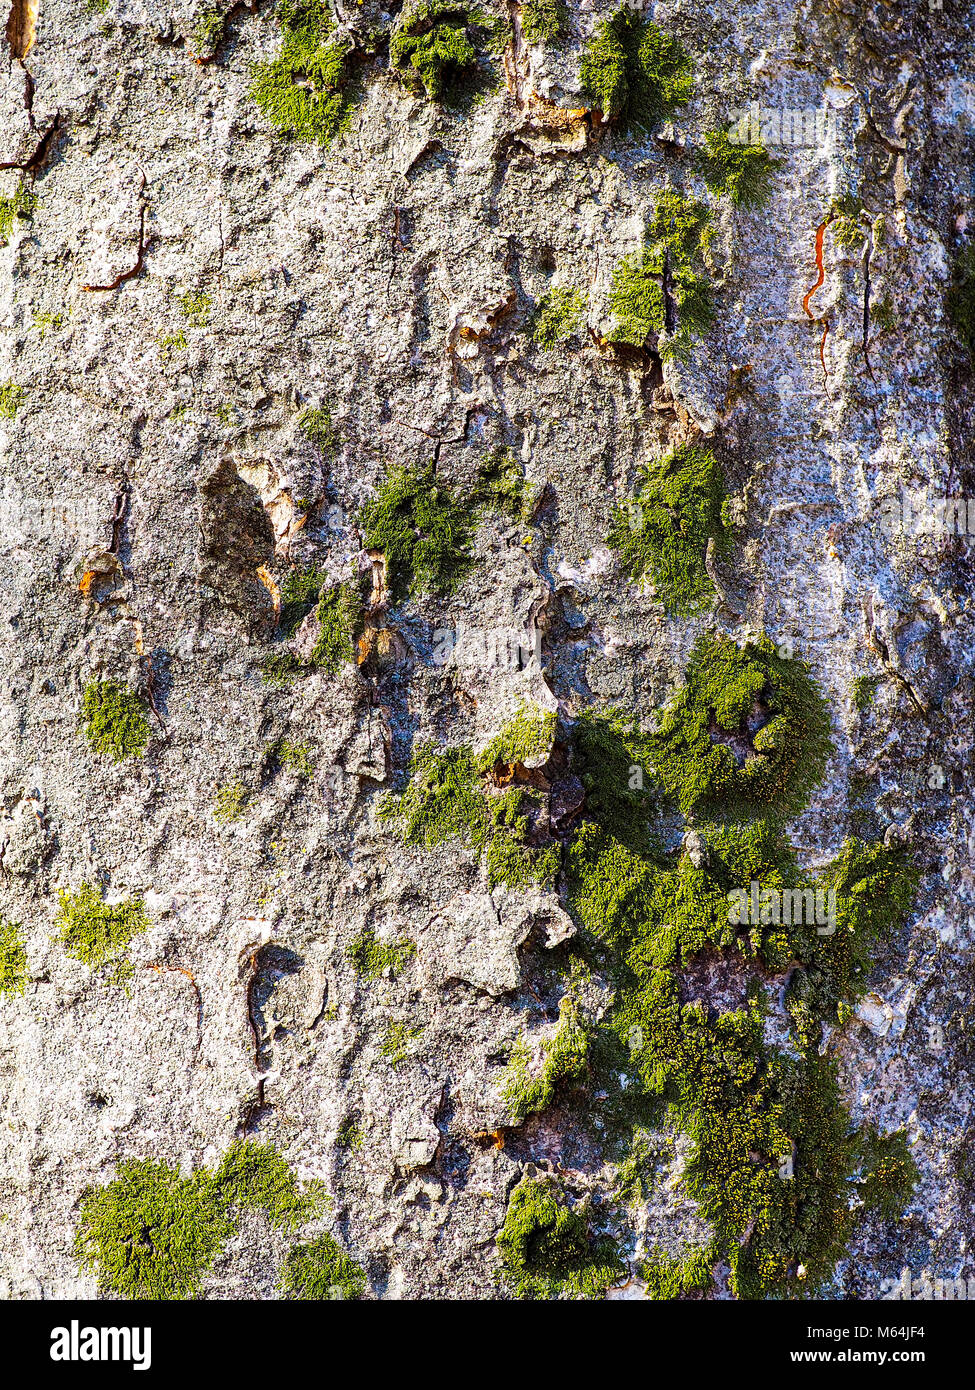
[803, 213, 834, 393]
[6, 0, 38, 59]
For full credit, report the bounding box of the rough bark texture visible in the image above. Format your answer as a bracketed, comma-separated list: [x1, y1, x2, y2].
[0, 0, 973, 1301]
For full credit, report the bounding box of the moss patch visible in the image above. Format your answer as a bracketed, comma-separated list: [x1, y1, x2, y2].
[696, 129, 776, 208]
[360, 464, 475, 604]
[647, 631, 833, 821]
[579, 10, 692, 133]
[498, 1175, 624, 1299]
[529, 285, 586, 349]
[347, 924, 416, 980]
[607, 443, 729, 615]
[520, 0, 566, 45]
[608, 191, 713, 359]
[390, 1, 499, 103]
[251, 0, 354, 144]
[279, 1232, 366, 1299]
[82, 680, 151, 762]
[297, 403, 340, 454]
[214, 778, 250, 823]
[502, 997, 591, 1122]
[0, 183, 35, 245]
[74, 1142, 327, 1299]
[310, 581, 360, 675]
[0, 919, 28, 996]
[55, 883, 149, 979]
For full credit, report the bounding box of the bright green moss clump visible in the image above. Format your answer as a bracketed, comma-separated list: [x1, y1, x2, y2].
[214, 777, 250, 823]
[55, 883, 149, 974]
[608, 192, 713, 359]
[390, 1, 499, 103]
[297, 403, 339, 455]
[579, 10, 692, 133]
[948, 242, 975, 358]
[0, 919, 28, 996]
[279, 1233, 366, 1299]
[648, 631, 833, 821]
[503, 998, 591, 1122]
[498, 1175, 623, 1299]
[379, 711, 561, 891]
[530, 285, 586, 348]
[520, 0, 566, 45]
[696, 129, 776, 208]
[477, 705, 556, 772]
[361, 464, 475, 603]
[0, 184, 35, 246]
[347, 924, 416, 980]
[82, 680, 151, 762]
[310, 582, 360, 675]
[608, 444, 729, 615]
[251, 0, 354, 143]
[74, 1141, 328, 1300]
[74, 1160, 231, 1300]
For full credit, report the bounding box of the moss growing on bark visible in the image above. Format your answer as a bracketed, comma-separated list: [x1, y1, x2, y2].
[390, 1, 499, 103]
[251, 0, 354, 144]
[74, 1141, 326, 1299]
[579, 10, 692, 133]
[696, 129, 776, 208]
[347, 924, 416, 980]
[0, 184, 35, 245]
[502, 997, 591, 1122]
[607, 443, 729, 615]
[647, 631, 833, 822]
[608, 192, 713, 359]
[529, 285, 586, 348]
[82, 680, 151, 762]
[520, 0, 566, 45]
[279, 1233, 366, 1299]
[0, 919, 28, 996]
[360, 464, 475, 603]
[497, 1175, 624, 1299]
[55, 883, 149, 975]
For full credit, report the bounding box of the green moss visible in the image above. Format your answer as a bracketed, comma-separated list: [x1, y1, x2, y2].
[380, 711, 561, 890]
[520, 0, 566, 45]
[178, 290, 212, 326]
[0, 184, 35, 245]
[0, 382, 26, 419]
[297, 404, 340, 454]
[361, 464, 475, 603]
[74, 1142, 326, 1300]
[74, 1160, 231, 1300]
[336, 1115, 364, 1151]
[948, 242, 975, 358]
[0, 919, 28, 997]
[347, 924, 416, 980]
[503, 998, 591, 1122]
[158, 329, 187, 357]
[258, 651, 302, 686]
[55, 883, 149, 976]
[380, 1020, 424, 1067]
[390, 1, 499, 103]
[608, 192, 713, 359]
[250, 0, 354, 143]
[212, 1139, 324, 1234]
[82, 680, 150, 762]
[280, 566, 327, 637]
[472, 447, 529, 521]
[640, 1244, 717, 1299]
[871, 292, 897, 333]
[607, 443, 729, 615]
[648, 631, 833, 821]
[529, 284, 586, 348]
[191, 4, 225, 54]
[309, 582, 360, 675]
[279, 1232, 366, 1299]
[579, 10, 692, 133]
[214, 778, 250, 823]
[498, 1175, 624, 1299]
[851, 674, 879, 712]
[476, 705, 556, 773]
[572, 707, 657, 853]
[269, 739, 315, 779]
[696, 129, 777, 208]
